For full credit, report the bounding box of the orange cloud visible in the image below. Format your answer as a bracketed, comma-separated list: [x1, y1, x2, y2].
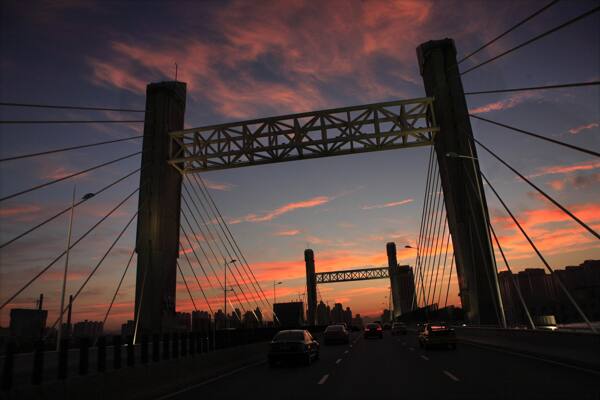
[469, 92, 539, 114]
[230, 196, 331, 224]
[568, 122, 598, 135]
[547, 173, 600, 191]
[361, 198, 413, 210]
[527, 160, 600, 178]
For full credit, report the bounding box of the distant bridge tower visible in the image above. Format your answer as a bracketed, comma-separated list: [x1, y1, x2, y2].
[305, 249, 317, 326]
[418, 39, 506, 326]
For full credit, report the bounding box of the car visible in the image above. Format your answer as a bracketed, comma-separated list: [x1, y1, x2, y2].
[363, 322, 383, 339]
[418, 324, 456, 350]
[391, 322, 407, 335]
[323, 324, 350, 345]
[268, 330, 320, 366]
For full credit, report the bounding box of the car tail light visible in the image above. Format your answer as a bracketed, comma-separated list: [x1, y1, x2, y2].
[376, 327, 382, 331]
[364, 328, 369, 331]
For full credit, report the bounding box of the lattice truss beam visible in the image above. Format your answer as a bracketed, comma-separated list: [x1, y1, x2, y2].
[315, 267, 390, 284]
[169, 98, 438, 173]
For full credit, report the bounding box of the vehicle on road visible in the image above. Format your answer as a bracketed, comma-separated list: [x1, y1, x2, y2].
[391, 322, 407, 335]
[418, 324, 456, 350]
[323, 324, 350, 345]
[363, 322, 383, 339]
[268, 330, 320, 366]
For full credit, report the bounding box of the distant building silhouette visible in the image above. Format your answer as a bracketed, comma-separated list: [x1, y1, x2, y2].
[192, 311, 211, 333]
[331, 303, 344, 323]
[73, 320, 103, 338]
[316, 301, 329, 325]
[499, 260, 600, 325]
[352, 313, 364, 328]
[121, 320, 135, 336]
[9, 308, 47, 341]
[175, 312, 191, 332]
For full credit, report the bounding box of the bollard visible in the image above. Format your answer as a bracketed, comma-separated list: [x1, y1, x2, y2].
[141, 335, 149, 364]
[1, 342, 15, 391]
[162, 333, 170, 360]
[172, 333, 179, 359]
[97, 336, 106, 372]
[31, 340, 44, 385]
[152, 334, 160, 362]
[189, 332, 195, 356]
[181, 333, 188, 357]
[113, 335, 121, 370]
[126, 336, 134, 367]
[79, 337, 90, 375]
[57, 338, 69, 380]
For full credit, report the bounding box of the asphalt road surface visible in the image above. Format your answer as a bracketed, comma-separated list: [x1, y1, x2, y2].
[158, 331, 600, 400]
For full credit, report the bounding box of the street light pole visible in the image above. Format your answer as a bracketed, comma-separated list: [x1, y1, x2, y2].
[224, 259, 237, 329]
[57, 187, 94, 352]
[273, 281, 282, 304]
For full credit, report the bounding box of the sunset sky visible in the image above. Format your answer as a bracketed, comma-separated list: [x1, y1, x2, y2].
[0, 0, 598, 331]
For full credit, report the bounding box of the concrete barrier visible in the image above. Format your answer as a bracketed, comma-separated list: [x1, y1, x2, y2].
[4, 341, 268, 400]
[455, 326, 600, 371]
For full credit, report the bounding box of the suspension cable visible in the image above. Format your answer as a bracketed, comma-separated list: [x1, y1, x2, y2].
[45, 210, 138, 335]
[424, 172, 445, 306]
[180, 216, 218, 289]
[0, 151, 141, 203]
[436, 222, 452, 306]
[430, 213, 448, 307]
[470, 115, 599, 158]
[420, 160, 442, 307]
[0, 101, 144, 112]
[474, 138, 599, 239]
[489, 223, 536, 330]
[444, 257, 454, 308]
[461, 5, 600, 75]
[0, 167, 141, 250]
[179, 242, 214, 314]
[480, 172, 597, 333]
[101, 248, 135, 329]
[177, 262, 198, 312]
[191, 174, 271, 310]
[0, 136, 143, 163]
[458, 0, 560, 64]
[412, 146, 435, 310]
[465, 80, 600, 96]
[0, 119, 144, 124]
[183, 181, 261, 312]
[0, 186, 140, 311]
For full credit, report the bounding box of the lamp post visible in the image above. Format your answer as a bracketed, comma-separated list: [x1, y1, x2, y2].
[57, 186, 94, 352]
[223, 259, 237, 329]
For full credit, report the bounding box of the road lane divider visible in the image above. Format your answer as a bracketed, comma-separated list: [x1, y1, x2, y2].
[336, 358, 342, 364]
[344, 350, 349, 354]
[408, 347, 415, 351]
[443, 370, 460, 382]
[318, 374, 329, 385]
[420, 355, 429, 361]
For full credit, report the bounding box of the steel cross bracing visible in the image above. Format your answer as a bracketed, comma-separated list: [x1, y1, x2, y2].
[315, 267, 389, 284]
[168, 98, 438, 173]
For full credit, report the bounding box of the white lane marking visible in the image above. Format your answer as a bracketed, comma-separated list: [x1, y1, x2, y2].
[344, 350, 349, 354]
[408, 347, 415, 351]
[336, 358, 342, 364]
[401, 342, 406, 346]
[462, 341, 600, 377]
[420, 355, 429, 361]
[349, 344, 353, 348]
[156, 360, 265, 399]
[443, 370, 460, 382]
[318, 374, 329, 384]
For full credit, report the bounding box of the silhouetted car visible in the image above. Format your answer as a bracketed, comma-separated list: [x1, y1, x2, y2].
[418, 324, 456, 350]
[363, 322, 383, 339]
[391, 322, 407, 335]
[324, 324, 350, 345]
[268, 330, 320, 366]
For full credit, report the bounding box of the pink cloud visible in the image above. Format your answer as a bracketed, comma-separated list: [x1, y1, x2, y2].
[547, 173, 600, 191]
[0, 204, 41, 218]
[569, 122, 598, 135]
[361, 198, 413, 210]
[230, 196, 331, 224]
[274, 229, 301, 237]
[469, 92, 539, 114]
[203, 179, 235, 191]
[527, 160, 600, 178]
